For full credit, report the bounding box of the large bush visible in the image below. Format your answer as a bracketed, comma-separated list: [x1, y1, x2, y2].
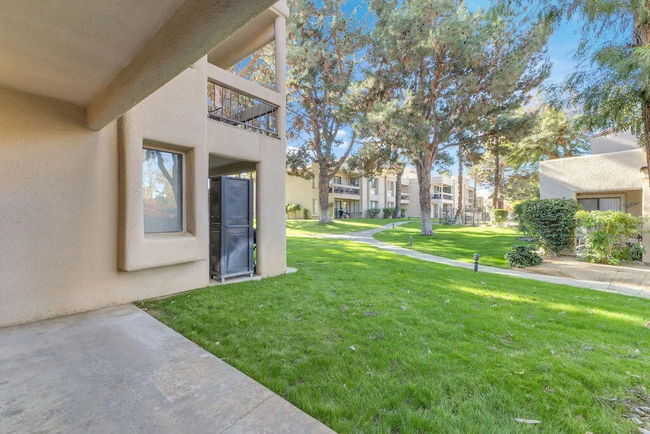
[302, 208, 310, 220]
[513, 202, 528, 233]
[382, 207, 395, 219]
[367, 208, 381, 219]
[505, 245, 543, 268]
[286, 203, 301, 219]
[491, 209, 508, 226]
[517, 199, 581, 256]
[576, 210, 646, 264]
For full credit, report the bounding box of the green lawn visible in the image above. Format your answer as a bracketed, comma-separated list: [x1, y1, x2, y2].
[286, 217, 410, 236]
[139, 237, 650, 433]
[374, 222, 525, 268]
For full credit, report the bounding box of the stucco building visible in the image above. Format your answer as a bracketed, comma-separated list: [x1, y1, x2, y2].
[286, 164, 402, 218]
[287, 165, 477, 220]
[0, 1, 289, 327]
[400, 169, 477, 220]
[540, 132, 650, 262]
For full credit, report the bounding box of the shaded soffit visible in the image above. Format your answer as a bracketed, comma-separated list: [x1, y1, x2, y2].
[0, 0, 277, 130]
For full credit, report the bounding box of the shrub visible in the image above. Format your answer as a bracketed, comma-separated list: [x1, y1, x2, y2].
[302, 208, 310, 220]
[517, 199, 581, 256]
[367, 208, 381, 219]
[512, 202, 528, 233]
[491, 209, 508, 226]
[576, 210, 646, 264]
[285, 203, 301, 219]
[505, 245, 543, 268]
[382, 207, 395, 219]
[400, 208, 406, 218]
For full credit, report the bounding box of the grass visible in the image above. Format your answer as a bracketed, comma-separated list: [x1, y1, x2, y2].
[139, 236, 650, 433]
[374, 222, 526, 268]
[286, 217, 410, 236]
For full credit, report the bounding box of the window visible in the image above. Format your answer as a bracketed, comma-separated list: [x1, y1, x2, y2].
[369, 179, 378, 195]
[388, 181, 395, 197]
[142, 148, 183, 234]
[579, 197, 622, 212]
[370, 201, 379, 209]
[334, 176, 342, 185]
[312, 199, 319, 215]
[388, 202, 394, 208]
[350, 201, 360, 214]
[312, 175, 317, 189]
[350, 177, 359, 187]
[433, 186, 441, 193]
[443, 186, 452, 194]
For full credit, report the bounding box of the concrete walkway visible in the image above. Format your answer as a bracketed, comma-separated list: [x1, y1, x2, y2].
[0, 305, 333, 434]
[315, 222, 650, 299]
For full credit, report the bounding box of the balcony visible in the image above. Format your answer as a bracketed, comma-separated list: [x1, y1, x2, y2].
[432, 193, 453, 201]
[401, 194, 410, 202]
[207, 81, 279, 138]
[330, 184, 361, 196]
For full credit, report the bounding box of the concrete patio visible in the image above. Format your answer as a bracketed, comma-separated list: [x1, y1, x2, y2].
[0, 305, 333, 434]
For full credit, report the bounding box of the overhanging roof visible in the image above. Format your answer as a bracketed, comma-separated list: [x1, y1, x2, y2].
[0, 0, 278, 130]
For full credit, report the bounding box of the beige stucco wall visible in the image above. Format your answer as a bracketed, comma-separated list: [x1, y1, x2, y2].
[0, 54, 287, 327]
[540, 149, 649, 262]
[540, 150, 645, 198]
[0, 86, 208, 327]
[286, 174, 315, 217]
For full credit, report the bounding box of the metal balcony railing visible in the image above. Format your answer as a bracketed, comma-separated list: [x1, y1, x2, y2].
[432, 193, 453, 201]
[330, 185, 361, 195]
[401, 194, 410, 201]
[207, 81, 279, 138]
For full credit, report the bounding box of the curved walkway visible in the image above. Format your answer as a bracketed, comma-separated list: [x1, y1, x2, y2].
[315, 222, 650, 300]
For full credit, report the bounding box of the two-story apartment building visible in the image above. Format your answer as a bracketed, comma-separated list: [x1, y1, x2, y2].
[288, 165, 477, 220]
[540, 132, 649, 262]
[0, 1, 289, 327]
[401, 169, 477, 219]
[286, 164, 401, 218]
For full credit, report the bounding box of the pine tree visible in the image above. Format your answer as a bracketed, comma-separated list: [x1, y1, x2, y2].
[364, 0, 550, 235]
[285, 0, 366, 223]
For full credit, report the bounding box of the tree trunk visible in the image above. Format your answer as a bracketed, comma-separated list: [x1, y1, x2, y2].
[394, 166, 405, 218]
[318, 167, 332, 224]
[493, 146, 500, 210]
[643, 101, 650, 187]
[473, 173, 478, 225]
[416, 150, 434, 235]
[454, 145, 464, 225]
[634, 10, 650, 188]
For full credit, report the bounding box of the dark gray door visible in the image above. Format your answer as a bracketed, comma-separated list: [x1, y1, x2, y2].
[210, 176, 253, 281]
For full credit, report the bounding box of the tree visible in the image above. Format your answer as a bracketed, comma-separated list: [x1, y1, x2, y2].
[364, 0, 550, 235]
[286, 0, 365, 223]
[229, 42, 276, 90]
[509, 103, 590, 167]
[474, 111, 537, 209]
[503, 0, 650, 186]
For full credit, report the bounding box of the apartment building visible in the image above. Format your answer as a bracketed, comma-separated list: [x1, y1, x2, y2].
[540, 132, 649, 262]
[286, 164, 401, 218]
[401, 169, 477, 219]
[287, 165, 476, 219]
[0, 1, 289, 327]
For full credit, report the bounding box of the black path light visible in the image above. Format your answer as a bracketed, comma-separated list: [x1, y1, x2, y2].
[474, 253, 480, 272]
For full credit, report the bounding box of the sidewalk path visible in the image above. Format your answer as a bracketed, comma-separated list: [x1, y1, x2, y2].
[311, 222, 650, 300]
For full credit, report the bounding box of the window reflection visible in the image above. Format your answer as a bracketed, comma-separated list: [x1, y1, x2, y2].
[142, 148, 183, 233]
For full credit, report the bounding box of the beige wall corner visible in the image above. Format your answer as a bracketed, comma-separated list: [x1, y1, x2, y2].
[119, 67, 208, 271]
